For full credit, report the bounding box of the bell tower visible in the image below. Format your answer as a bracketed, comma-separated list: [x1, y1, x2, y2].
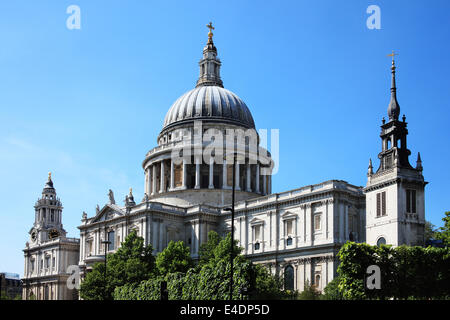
[364, 54, 426, 247]
[30, 173, 66, 244]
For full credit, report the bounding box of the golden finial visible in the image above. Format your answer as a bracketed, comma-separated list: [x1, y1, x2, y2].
[129, 187, 133, 195]
[48, 172, 52, 180]
[206, 22, 214, 39]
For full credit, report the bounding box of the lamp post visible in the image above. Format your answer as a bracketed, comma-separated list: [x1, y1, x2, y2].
[224, 152, 237, 300]
[101, 238, 111, 300]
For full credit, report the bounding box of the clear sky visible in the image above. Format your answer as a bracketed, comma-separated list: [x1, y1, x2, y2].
[1, 0, 449, 276]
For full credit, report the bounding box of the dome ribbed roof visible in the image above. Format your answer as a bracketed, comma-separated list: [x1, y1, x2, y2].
[162, 86, 255, 130]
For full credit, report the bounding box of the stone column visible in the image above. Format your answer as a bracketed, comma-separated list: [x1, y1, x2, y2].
[344, 202, 348, 241]
[294, 264, 299, 290]
[246, 164, 251, 192]
[147, 167, 151, 195]
[195, 157, 200, 189]
[222, 159, 227, 189]
[144, 168, 149, 195]
[159, 219, 164, 252]
[170, 160, 174, 190]
[152, 165, 157, 195]
[160, 160, 165, 193]
[182, 158, 187, 189]
[208, 158, 214, 189]
[255, 164, 260, 193]
[235, 162, 241, 191]
[263, 173, 267, 195]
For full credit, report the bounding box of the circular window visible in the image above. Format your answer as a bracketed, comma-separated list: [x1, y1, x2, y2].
[377, 237, 386, 246]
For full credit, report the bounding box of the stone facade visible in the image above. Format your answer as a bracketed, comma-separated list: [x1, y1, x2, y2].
[364, 58, 426, 247]
[22, 175, 80, 300]
[24, 28, 427, 298]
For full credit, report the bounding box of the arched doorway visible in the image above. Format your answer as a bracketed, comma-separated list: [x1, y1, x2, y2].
[284, 265, 294, 291]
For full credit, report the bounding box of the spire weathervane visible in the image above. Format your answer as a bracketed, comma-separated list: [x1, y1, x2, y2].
[387, 50, 398, 65]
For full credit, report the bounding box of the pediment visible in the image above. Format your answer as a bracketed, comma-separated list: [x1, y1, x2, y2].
[91, 204, 124, 223]
[249, 217, 264, 225]
[281, 210, 297, 220]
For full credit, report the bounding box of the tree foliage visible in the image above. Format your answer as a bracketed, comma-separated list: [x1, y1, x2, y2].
[337, 242, 450, 300]
[156, 240, 194, 275]
[435, 211, 450, 247]
[80, 231, 155, 300]
[114, 231, 286, 300]
[321, 277, 344, 300]
[198, 230, 221, 265]
[297, 281, 321, 300]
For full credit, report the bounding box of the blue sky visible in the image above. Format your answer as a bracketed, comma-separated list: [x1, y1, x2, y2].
[0, 0, 449, 276]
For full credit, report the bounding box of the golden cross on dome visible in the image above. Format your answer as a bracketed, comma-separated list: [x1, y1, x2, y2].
[387, 50, 398, 63]
[206, 22, 214, 38]
[48, 172, 52, 180]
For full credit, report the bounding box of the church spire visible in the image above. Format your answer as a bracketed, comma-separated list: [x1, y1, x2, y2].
[416, 152, 423, 171]
[387, 51, 400, 121]
[368, 158, 373, 176]
[196, 22, 224, 88]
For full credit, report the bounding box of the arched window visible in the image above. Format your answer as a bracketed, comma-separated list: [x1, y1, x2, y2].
[315, 274, 321, 289]
[377, 237, 386, 246]
[284, 265, 294, 291]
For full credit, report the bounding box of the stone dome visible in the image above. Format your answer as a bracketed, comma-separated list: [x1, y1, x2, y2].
[162, 85, 255, 131]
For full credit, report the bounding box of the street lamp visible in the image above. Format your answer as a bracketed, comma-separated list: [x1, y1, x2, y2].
[224, 152, 237, 300]
[101, 238, 111, 300]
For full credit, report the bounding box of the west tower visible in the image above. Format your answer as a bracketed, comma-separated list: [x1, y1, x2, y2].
[364, 55, 426, 246]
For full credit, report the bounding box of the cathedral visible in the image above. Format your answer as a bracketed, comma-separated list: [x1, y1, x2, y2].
[22, 25, 426, 299]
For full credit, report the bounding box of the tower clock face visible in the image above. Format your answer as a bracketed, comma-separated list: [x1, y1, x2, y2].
[48, 229, 59, 239]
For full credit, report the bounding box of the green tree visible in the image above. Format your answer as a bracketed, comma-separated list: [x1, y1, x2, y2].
[297, 281, 321, 300]
[435, 211, 450, 246]
[321, 277, 344, 300]
[80, 230, 155, 300]
[337, 242, 378, 300]
[198, 230, 221, 265]
[114, 232, 286, 300]
[337, 241, 450, 300]
[425, 220, 438, 243]
[252, 264, 285, 299]
[156, 240, 194, 275]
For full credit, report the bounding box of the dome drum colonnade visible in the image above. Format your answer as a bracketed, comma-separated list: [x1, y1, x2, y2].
[141, 23, 273, 205]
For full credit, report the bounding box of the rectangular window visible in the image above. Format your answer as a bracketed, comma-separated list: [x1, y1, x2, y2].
[314, 214, 321, 231]
[376, 193, 381, 217]
[254, 225, 261, 242]
[174, 164, 183, 188]
[88, 240, 93, 255]
[286, 220, 293, 235]
[108, 231, 115, 251]
[376, 192, 387, 216]
[406, 189, 417, 213]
